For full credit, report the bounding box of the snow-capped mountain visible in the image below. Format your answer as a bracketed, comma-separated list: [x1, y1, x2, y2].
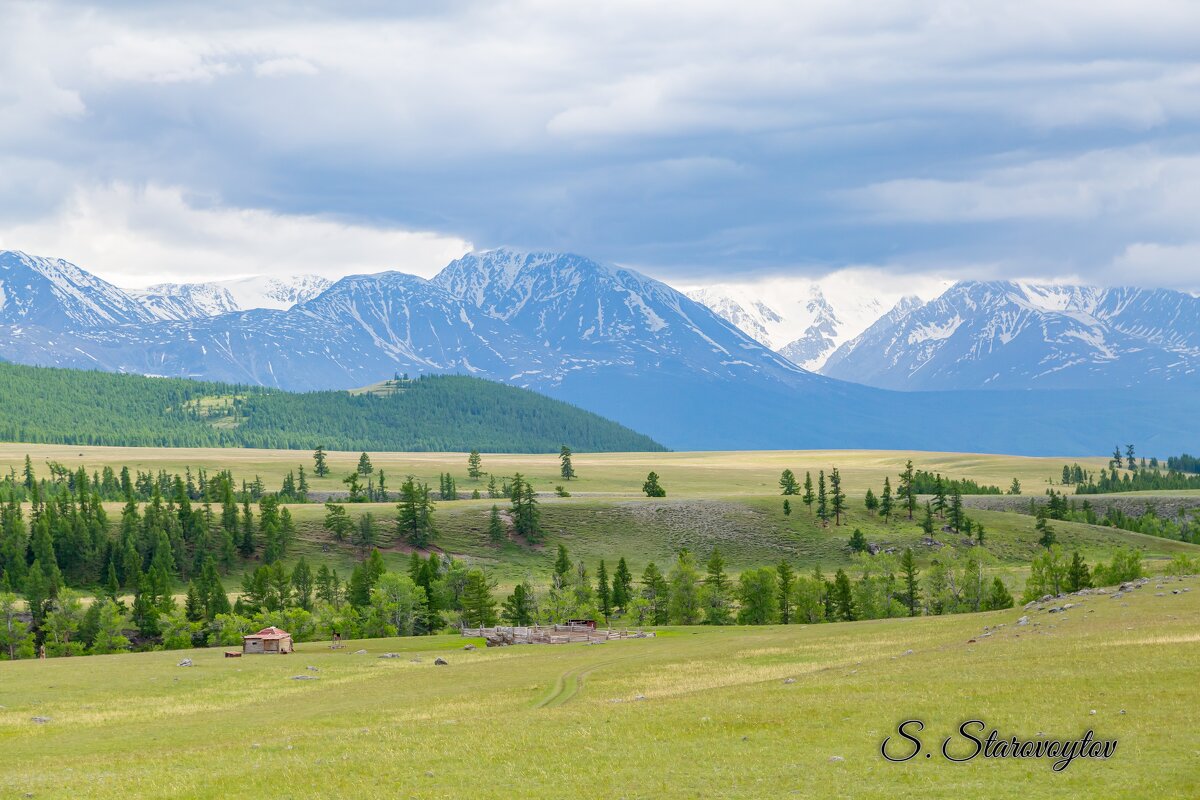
[129, 275, 332, 320]
[0, 250, 154, 329]
[1, 248, 1199, 453]
[821, 280, 1200, 390]
[685, 274, 939, 370]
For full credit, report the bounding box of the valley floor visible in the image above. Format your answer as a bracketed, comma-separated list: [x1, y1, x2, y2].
[2, 575, 1197, 799]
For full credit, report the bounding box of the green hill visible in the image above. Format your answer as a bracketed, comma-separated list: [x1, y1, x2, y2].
[0, 363, 663, 453]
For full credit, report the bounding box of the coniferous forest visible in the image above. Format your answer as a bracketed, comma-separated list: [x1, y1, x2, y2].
[0, 362, 663, 453]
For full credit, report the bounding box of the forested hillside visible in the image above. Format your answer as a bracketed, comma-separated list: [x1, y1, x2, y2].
[0, 363, 663, 453]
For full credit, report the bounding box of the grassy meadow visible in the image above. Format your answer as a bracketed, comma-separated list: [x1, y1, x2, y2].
[2, 574, 1196, 799]
[0, 442, 1112, 498]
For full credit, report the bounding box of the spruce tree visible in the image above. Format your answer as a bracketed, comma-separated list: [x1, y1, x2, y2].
[1065, 551, 1092, 591]
[667, 550, 702, 625]
[779, 469, 799, 495]
[921, 501, 935, 535]
[357, 452, 374, 475]
[1035, 512, 1056, 549]
[782, 498, 791, 516]
[848, 529, 867, 552]
[467, 450, 483, 480]
[864, 488, 878, 511]
[949, 488, 964, 533]
[553, 544, 572, 585]
[313, 446, 329, 478]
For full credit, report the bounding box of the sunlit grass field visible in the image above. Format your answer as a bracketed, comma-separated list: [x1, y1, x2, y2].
[0, 442, 1112, 498]
[2, 575, 1197, 799]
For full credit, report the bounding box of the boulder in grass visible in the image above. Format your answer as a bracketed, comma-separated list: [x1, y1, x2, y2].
[434, 657, 449, 666]
[177, 658, 193, 667]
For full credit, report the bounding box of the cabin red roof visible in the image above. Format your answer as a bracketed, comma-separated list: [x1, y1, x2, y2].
[243, 626, 292, 640]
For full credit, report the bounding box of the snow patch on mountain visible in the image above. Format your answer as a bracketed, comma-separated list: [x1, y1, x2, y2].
[685, 272, 948, 370]
[130, 275, 333, 319]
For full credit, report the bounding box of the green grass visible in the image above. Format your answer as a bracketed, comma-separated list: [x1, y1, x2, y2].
[2, 575, 1197, 799]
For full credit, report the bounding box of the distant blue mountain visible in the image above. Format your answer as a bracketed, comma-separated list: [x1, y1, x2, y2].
[823, 280, 1200, 390]
[0, 248, 1196, 455]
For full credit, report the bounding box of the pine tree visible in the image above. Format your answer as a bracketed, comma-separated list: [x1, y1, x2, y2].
[396, 476, 437, 548]
[461, 569, 498, 627]
[816, 470, 829, 526]
[779, 469, 799, 495]
[702, 548, 733, 625]
[864, 488, 878, 511]
[357, 452, 374, 475]
[313, 446, 329, 478]
[1111, 445, 1123, 470]
[323, 502, 353, 542]
[1065, 551, 1092, 592]
[933, 475, 948, 518]
[829, 468, 846, 526]
[776, 560, 795, 624]
[782, 499, 791, 516]
[553, 544, 572, 585]
[642, 471, 666, 498]
[899, 548, 920, 617]
[667, 551, 702, 625]
[487, 505, 505, 542]
[832, 568, 856, 621]
[802, 472, 815, 514]
[848, 529, 867, 552]
[611, 557, 632, 613]
[899, 460, 917, 520]
[879, 477, 893, 522]
[509, 473, 542, 541]
[501, 581, 535, 625]
[1036, 512, 1056, 549]
[921, 501, 934, 535]
[641, 562, 669, 624]
[559, 446, 576, 481]
[184, 582, 204, 622]
[297, 466, 309, 500]
[1008, 478, 1022, 495]
[984, 577, 1014, 610]
[949, 487, 964, 533]
[596, 560, 611, 620]
[1125, 444, 1136, 471]
[467, 450, 483, 480]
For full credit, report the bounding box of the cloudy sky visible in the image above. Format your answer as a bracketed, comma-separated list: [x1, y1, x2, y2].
[2, 0, 1199, 289]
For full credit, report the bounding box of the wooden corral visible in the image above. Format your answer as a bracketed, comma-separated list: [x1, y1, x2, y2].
[461, 624, 656, 647]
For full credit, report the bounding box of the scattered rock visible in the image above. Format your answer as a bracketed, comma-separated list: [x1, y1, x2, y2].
[425, 771, 435, 778]
[901, 649, 914, 656]
[1017, 615, 1030, 626]
[353, 649, 368, 655]
[1172, 590, 1180, 595]
[967, 639, 976, 644]
[290, 675, 318, 680]
[1047, 607, 1064, 614]
[176, 658, 193, 667]
[251, 743, 260, 748]
[829, 756, 844, 763]
[1119, 709, 1126, 715]
[1089, 710, 1097, 715]
[1111, 592, 1123, 600]
[30, 716, 51, 724]
[783, 678, 796, 684]
[463, 644, 477, 651]
[634, 694, 646, 701]
[434, 657, 449, 666]
[1062, 603, 1076, 610]
[1156, 592, 1166, 597]
[379, 653, 402, 659]
[410, 657, 422, 663]
[306, 666, 319, 672]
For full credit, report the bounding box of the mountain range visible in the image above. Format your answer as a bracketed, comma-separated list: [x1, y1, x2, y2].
[0, 248, 1196, 454]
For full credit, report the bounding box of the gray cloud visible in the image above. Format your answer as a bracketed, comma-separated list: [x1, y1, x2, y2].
[2, 0, 1200, 287]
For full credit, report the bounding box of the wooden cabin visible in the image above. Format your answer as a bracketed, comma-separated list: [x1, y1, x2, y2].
[242, 626, 294, 654]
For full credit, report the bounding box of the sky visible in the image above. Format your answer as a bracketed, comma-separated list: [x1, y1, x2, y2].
[2, 1, 1200, 290]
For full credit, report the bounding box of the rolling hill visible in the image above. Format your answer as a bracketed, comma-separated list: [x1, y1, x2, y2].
[0, 362, 663, 453]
